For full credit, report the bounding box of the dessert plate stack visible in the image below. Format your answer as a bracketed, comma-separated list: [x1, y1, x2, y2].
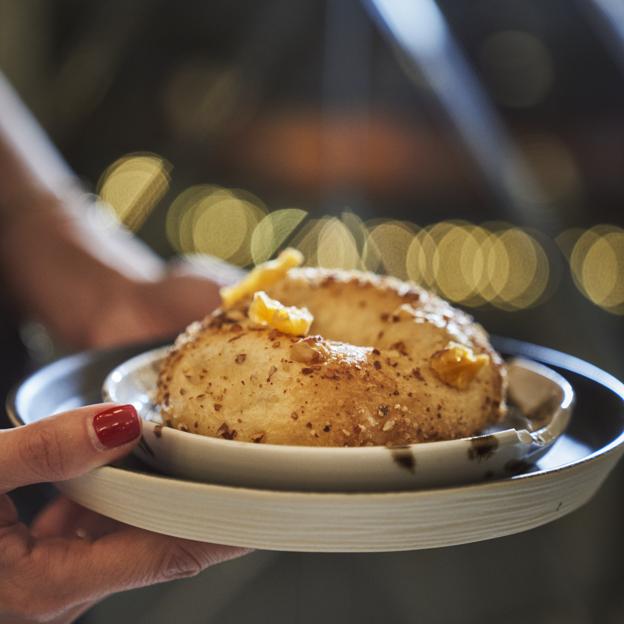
[8, 338, 624, 552]
[102, 346, 573, 492]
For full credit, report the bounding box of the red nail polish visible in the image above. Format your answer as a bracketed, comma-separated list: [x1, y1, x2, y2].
[93, 405, 140, 448]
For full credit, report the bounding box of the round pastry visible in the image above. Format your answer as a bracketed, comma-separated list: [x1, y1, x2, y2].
[157, 251, 507, 446]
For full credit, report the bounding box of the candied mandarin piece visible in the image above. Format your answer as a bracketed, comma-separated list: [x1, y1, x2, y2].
[249, 291, 313, 336]
[220, 248, 304, 308]
[429, 342, 490, 390]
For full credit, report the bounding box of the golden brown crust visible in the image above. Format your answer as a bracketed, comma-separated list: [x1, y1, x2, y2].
[157, 268, 507, 446]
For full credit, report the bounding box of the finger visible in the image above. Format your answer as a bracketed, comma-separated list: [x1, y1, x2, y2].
[30, 496, 77, 538]
[0, 404, 141, 494]
[31, 497, 121, 540]
[0, 495, 19, 525]
[91, 527, 251, 591]
[26, 527, 250, 611]
[49, 600, 97, 624]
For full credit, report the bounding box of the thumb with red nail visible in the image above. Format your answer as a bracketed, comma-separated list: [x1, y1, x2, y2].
[0, 404, 249, 624]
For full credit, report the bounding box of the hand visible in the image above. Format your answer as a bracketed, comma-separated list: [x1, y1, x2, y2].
[84, 273, 223, 349]
[84, 255, 247, 349]
[0, 404, 248, 624]
[0, 189, 236, 351]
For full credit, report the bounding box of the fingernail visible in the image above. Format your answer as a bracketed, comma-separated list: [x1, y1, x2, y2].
[92, 405, 140, 449]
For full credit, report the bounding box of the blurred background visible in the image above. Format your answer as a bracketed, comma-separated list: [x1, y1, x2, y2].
[2, 0, 623, 375]
[2, 0, 624, 622]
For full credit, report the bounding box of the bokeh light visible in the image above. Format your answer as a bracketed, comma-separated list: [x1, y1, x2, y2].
[250, 208, 307, 265]
[97, 153, 171, 231]
[166, 185, 266, 265]
[316, 218, 360, 270]
[405, 221, 549, 309]
[459, 225, 492, 307]
[288, 217, 331, 267]
[166, 185, 219, 253]
[364, 221, 414, 279]
[487, 227, 550, 310]
[341, 211, 369, 261]
[570, 225, 624, 314]
[406, 221, 455, 289]
[434, 223, 485, 305]
[162, 186, 567, 313]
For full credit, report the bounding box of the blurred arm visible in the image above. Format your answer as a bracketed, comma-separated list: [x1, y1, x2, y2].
[0, 74, 220, 348]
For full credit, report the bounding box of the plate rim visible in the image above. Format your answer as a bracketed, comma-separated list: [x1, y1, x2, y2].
[6, 337, 624, 499]
[101, 345, 573, 456]
[54, 437, 624, 503]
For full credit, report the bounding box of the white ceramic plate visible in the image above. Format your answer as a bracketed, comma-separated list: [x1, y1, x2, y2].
[50, 448, 620, 552]
[103, 347, 574, 491]
[8, 339, 624, 552]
